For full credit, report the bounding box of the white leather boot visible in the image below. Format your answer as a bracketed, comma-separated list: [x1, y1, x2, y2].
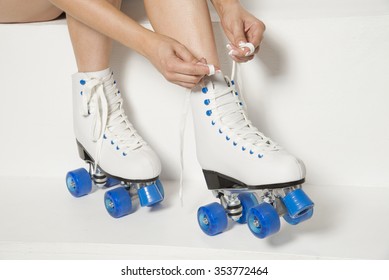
[191, 72, 305, 190]
[67, 68, 164, 218]
[72, 68, 161, 182]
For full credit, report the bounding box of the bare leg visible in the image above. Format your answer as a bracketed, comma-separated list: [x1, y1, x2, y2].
[0, 0, 62, 23]
[144, 0, 220, 68]
[67, 0, 122, 72]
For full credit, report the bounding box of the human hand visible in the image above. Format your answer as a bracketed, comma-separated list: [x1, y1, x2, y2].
[213, 0, 265, 62]
[144, 33, 212, 88]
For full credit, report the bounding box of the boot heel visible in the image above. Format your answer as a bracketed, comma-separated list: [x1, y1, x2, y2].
[202, 170, 240, 190]
[76, 141, 92, 161]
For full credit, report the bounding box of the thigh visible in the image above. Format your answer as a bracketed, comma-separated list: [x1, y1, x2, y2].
[0, 0, 63, 23]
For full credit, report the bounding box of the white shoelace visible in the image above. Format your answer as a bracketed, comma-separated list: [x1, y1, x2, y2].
[81, 73, 144, 173]
[208, 74, 279, 152]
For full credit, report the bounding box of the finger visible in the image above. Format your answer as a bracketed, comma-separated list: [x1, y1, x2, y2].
[238, 42, 255, 56]
[231, 20, 248, 49]
[173, 74, 203, 89]
[254, 45, 260, 54]
[227, 43, 247, 58]
[246, 21, 266, 49]
[168, 57, 210, 77]
[176, 81, 198, 89]
[168, 71, 204, 85]
[174, 43, 199, 64]
[198, 57, 207, 65]
[230, 54, 253, 63]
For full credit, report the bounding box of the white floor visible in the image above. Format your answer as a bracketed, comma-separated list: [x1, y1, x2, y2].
[1, 177, 388, 260]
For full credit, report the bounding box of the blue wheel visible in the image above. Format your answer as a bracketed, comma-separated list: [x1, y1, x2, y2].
[138, 182, 164, 207]
[155, 179, 165, 199]
[236, 193, 258, 224]
[197, 202, 228, 236]
[66, 168, 92, 197]
[104, 187, 132, 218]
[247, 203, 280, 239]
[282, 189, 314, 218]
[283, 208, 314, 225]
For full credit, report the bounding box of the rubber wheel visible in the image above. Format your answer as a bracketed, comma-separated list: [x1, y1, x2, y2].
[138, 182, 164, 207]
[247, 203, 280, 239]
[66, 168, 92, 197]
[282, 189, 314, 218]
[197, 202, 228, 236]
[283, 208, 314, 225]
[104, 187, 132, 218]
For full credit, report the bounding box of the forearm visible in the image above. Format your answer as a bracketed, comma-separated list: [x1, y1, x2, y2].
[49, 0, 155, 57]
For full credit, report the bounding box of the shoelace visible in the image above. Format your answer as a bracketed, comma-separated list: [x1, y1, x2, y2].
[209, 74, 279, 153]
[82, 73, 144, 173]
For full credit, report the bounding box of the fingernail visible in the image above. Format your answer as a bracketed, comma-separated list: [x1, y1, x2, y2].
[226, 44, 232, 50]
[238, 41, 247, 47]
[207, 64, 216, 76]
[228, 50, 239, 56]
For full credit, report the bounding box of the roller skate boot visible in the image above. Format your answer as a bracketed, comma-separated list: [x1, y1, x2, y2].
[65, 68, 164, 218]
[192, 70, 314, 238]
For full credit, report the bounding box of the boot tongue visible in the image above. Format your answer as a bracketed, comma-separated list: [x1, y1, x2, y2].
[104, 82, 142, 147]
[209, 73, 242, 125]
[209, 72, 229, 90]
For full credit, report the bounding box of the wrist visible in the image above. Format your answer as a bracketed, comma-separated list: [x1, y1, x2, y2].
[130, 27, 157, 58]
[211, 0, 241, 16]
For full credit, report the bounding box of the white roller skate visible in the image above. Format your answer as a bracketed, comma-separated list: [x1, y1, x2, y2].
[66, 68, 164, 218]
[192, 62, 314, 238]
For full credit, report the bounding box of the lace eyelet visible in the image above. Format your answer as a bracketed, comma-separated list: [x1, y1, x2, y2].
[80, 79, 86, 85]
[226, 136, 230, 141]
[202, 87, 208, 94]
[250, 150, 254, 155]
[204, 99, 210, 105]
[258, 154, 264, 158]
[211, 120, 216, 125]
[122, 152, 127, 156]
[242, 147, 246, 151]
[206, 110, 212, 116]
[103, 134, 107, 139]
[219, 129, 223, 134]
[233, 141, 237, 146]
